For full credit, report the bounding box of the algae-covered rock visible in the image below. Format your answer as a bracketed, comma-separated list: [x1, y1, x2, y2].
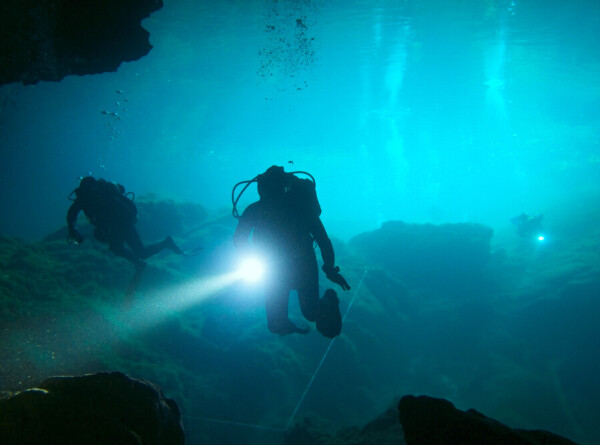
[0, 235, 132, 309]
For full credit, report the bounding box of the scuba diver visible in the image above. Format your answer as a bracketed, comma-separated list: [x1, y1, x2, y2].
[232, 166, 350, 338]
[67, 176, 186, 297]
[511, 212, 544, 239]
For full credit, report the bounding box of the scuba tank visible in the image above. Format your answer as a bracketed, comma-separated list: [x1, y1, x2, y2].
[232, 166, 320, 219]
[69, 176, 137, 224]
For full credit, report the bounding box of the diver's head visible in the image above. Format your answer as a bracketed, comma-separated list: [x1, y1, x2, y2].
[257, 165, 288, 200]
[79, 176, 97, 189]
[75, 176, 98, 199]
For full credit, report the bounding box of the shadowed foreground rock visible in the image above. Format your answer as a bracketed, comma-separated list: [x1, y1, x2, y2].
[398, 395, 577, 445]
[0, 371, 184, 445]
[0, 0, 163, 86]
[286, 395, 578, 445]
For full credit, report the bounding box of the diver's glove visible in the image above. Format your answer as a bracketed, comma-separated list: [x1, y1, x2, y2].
[322, 264, 351, 290]
[68, 228, 84, 245]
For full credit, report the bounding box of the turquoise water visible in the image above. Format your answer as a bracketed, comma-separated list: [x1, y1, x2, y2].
[2, 0, 598, 240]
[0, 1, 599, 444]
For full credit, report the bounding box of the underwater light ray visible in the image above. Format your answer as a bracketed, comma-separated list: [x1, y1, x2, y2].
[1, 261, 261, 388]
[118, 271, 242, 331]
[237, 256, 266, 283]
[113, 255, 268, 331]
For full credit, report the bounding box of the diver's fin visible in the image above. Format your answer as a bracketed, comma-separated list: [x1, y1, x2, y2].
[164, 236, 185, 255]
[316, 289, 342, 338]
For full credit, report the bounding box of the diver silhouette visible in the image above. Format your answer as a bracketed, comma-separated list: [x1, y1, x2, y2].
[66, 176, 185, 298]
[233, 166, 350, 338]
[511, 212, 544, 238]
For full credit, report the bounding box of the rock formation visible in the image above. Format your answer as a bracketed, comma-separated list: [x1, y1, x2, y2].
[285, 394, 578, 444]
[350, 221, 494, 290]
[0, 371, 184, 444]
[0, 0, 163, 86]
[398, 395, 577, 445]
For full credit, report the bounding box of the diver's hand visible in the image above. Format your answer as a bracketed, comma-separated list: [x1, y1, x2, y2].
[322, 265, 351, 291]
[68, 228, 84, 245]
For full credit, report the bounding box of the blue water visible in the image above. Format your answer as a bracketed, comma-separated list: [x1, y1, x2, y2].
[2, 0, 598, 241]
[1, 0, 599, 443]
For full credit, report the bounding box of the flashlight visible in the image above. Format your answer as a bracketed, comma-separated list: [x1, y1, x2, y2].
[238, 256, 266, 283]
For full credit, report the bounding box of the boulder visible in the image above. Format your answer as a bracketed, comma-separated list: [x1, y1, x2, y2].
[0, 371, 184, 445]
[285, 395, 578, 445]
[398, 395, 577, 445]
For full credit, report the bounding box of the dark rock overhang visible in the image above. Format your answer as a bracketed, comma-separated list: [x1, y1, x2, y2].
[0, 0, 163, 86]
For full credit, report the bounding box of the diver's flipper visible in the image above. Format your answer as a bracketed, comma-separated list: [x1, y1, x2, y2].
[164, 236, 185, 255]
[165, 236, 203, 256]
[316, 289, 342, 338]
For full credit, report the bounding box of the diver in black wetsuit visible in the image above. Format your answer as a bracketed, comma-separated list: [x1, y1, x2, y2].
[67, 176, 185, 296]
[233, 166, 350, 338]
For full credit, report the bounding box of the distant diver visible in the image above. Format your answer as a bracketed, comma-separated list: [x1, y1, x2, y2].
[66, 176, 186, 299]
[511, 212, 544, 239]
[232, 165, 350, 338]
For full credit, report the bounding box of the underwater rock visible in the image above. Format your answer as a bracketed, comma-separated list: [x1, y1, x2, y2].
[350, 221, 493, 290]
[286, 395, 578, 444]
[285, 405, 404, 445]
[0, 371, 184, 444]
[398, 395, 577, 445]
[0, 0, 163, 86]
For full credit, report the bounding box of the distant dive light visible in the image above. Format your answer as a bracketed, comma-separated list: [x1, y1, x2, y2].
[238, 256, 266, 283]
[537, 235, 545, 241]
